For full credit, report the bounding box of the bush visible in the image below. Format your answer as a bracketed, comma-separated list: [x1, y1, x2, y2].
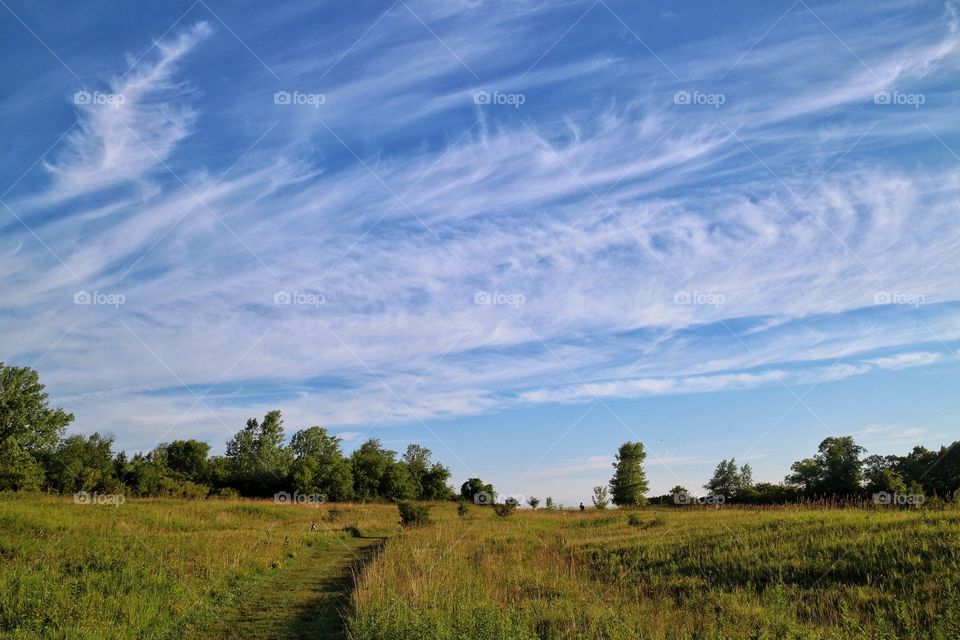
[398, 501, 431, 527]
[457, 503, 468, 517]
[627, 513, 644, 527]
[493, 500, 517, 517]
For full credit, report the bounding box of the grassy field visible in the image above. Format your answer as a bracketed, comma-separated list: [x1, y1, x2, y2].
[2, 496, 959, 639]
[0, 494, 397, 639]
[348, 504, 960, 640]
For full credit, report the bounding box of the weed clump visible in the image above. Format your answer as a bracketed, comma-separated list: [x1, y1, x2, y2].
[398, 501, 431, 527]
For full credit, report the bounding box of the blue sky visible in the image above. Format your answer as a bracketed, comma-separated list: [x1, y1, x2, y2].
[2, 0, 959, 503]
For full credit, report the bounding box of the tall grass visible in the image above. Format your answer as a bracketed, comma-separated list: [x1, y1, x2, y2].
[0, 494, 398, 639]
[348, 505, 960, 640]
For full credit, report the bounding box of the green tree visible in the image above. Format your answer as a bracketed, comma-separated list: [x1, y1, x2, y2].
[225, 410, 294, 496]
[0, 363, 73, 453]
[591, 485, 610, 509]
[290, 427, 353, 501]
[459, 478, 495, 505]
[610, 441, 649, 506]
[420, 462, 454, 500]
[0, 436, 45, 491]
[402, 444, 432, 496]
[45, 433, 117, 493]
[786, 437, 865, 498]
[350, 439, 396, 501]
[162, 439, 210, 483]
[704, 459, 753, 500]
[526, 496, 540, 509]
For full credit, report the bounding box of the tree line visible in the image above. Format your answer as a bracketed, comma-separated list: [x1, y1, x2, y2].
[0, 364, 454, 500]
[2, 363, 958, 505]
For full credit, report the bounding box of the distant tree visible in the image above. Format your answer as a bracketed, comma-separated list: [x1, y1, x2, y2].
[420, 462, 454, 500]
[162, 439, 210, 484]
[526, 496, 540, 509]
[0, 363, 73, 453]
[544, 497, 555, 510]
[350, 439, 396, 501]
[381, 461, 416, 501]
[610, 441, 649, 506]
[402, 444, 432, 496]
[45, 433, 118, 493]
[225, 410, 294, 496]
[290, 427, 353, 501]
[0, 436, 45, 491]
[591, 485, 610, 510]
[704, 459, 753, 501]
[786, 437, 865, 498]
[459, 478, 495, 505]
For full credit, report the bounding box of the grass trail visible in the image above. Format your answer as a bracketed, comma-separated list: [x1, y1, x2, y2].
[202, 535, 382, 640]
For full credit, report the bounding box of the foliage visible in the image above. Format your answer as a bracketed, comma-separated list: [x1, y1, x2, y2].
[0, 436, 44, 491]
[526, 496, 540, 509]
[398, 501, 432, 527]
[225, 410, 294, 496]
[704, 458, 753, 501]
[460, 478, 495, 505]
[0, 363, 74, 453]
[610, 441, 648, 506]
[591, 485, 610, 510]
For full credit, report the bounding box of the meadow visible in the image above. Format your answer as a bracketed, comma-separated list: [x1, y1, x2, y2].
[2, 495, 959, 639]
[348, 503, 960, 640]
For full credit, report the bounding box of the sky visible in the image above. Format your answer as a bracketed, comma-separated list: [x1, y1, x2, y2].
[1, 0, 959, 503]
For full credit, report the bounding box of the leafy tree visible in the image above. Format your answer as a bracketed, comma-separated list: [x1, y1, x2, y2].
[544, 497, 555, 510]
[45, 433, 117, 493]
[162, 439, 210, 483]
[591, 485, 610, 509]
[0, 363, 73, 453]
[350, 439, 396, 501]
[786, 437, 865, 498]
[0, 436, 45, 491]
[704, 459, 753, 500]
[290, 427, 353, 501]
[225, 410, 294, 496]
[402, 444, 432, 496]
[526, 496, 540, 509]
[610, 441, 649, 506]
[420, 462, 454, 500]
[459, 478, 495, 504]
[381, 461, 416, 501]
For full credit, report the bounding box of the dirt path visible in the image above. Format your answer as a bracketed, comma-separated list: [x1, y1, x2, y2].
[204, 535, 381, 640]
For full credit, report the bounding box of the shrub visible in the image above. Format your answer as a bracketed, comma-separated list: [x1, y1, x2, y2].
[457, 503, 468, 517]
[398, 501, 431, 527]
[493, 500, 517, 517]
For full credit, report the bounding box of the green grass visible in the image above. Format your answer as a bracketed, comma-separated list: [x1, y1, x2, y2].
[0, 494, 397, 639]
[5, 495, 959, 640]
[347, 505, 960, 640]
